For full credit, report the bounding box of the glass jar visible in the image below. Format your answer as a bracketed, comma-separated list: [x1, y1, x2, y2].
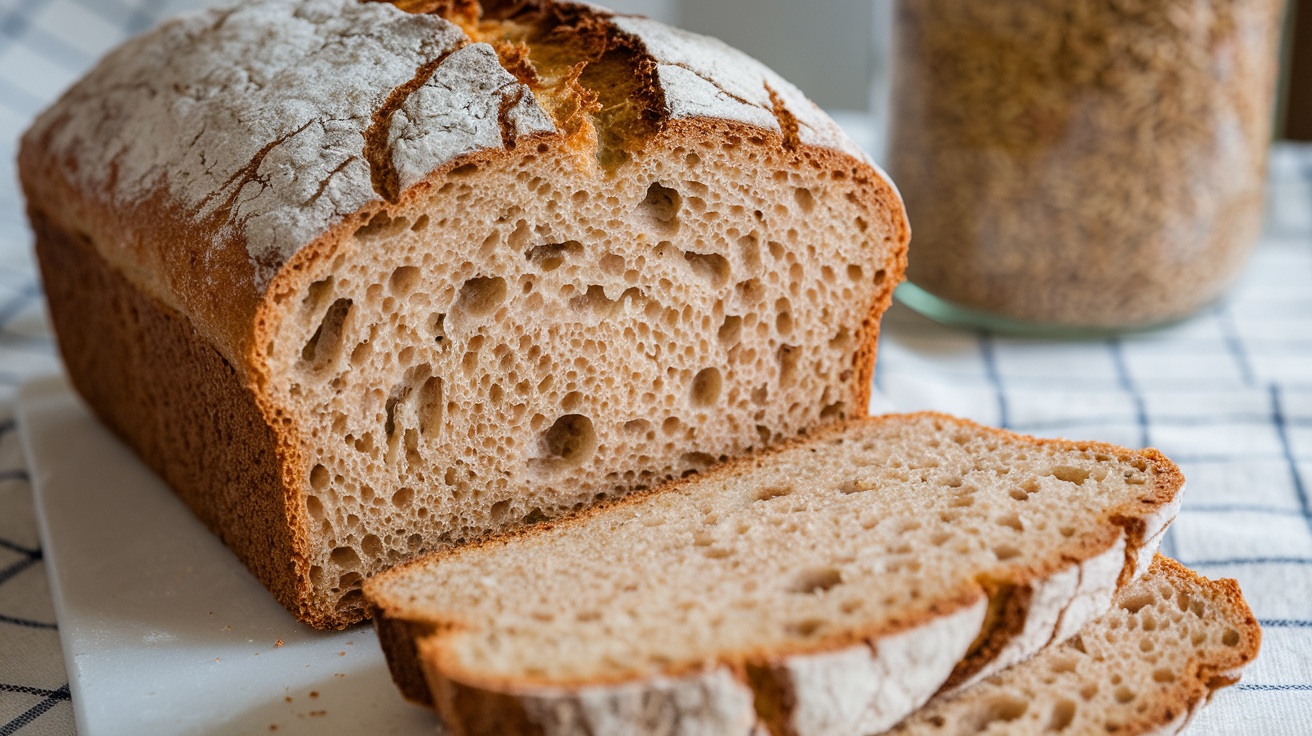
[888, 0, 1287, 333]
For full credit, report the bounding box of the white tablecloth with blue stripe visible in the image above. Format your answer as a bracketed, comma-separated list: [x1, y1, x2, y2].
[0, 1, 1308, 733]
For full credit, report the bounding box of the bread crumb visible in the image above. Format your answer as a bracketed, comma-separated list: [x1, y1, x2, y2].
[334, 673, 346, 678]
[221, 625, 233, 631]
[309, 691, 319, 699]
[338, 651, 346, 656]
[275, 639, 284, 647]
[284, 696, 292, 703]
[269, 726, 277, 732]
[309, 710, 327, 717]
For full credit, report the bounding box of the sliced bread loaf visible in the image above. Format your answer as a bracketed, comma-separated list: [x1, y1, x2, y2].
[890, 556, 1261, 735]
[19, 0, 908, 627]
[365, 413, 1184, 735]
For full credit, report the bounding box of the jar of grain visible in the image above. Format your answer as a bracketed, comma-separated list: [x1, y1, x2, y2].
[888, 0, 1287, 332]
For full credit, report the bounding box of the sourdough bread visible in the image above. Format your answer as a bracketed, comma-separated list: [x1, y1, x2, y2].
[891, 556, 1260, 736]
[19, 0, 908, 627]
[364, 413, 1185, 735]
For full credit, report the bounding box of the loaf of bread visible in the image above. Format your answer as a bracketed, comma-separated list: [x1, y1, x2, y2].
[18, 0, 908, 627]
[891, 556, 1260, 735]
[364, 413, 1184, 735]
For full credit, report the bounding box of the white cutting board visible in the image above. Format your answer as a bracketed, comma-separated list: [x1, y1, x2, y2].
[17, 375, 440, 736]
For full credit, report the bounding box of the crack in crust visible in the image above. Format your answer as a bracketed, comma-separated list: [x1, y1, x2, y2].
[496, 85, 529, 148]
[364, 49, 464, 203]
[197, 120, 316, 217]
[766, 84, 801, 150]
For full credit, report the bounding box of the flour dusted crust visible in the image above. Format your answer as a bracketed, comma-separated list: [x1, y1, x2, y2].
[21, 0, 910, 627]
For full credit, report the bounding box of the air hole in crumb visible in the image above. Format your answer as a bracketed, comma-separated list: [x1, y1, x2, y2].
[775, 299, 793, 336]
[411, 214, 430, 231]
[526, 240, 583, 271]
[755, 485, 792, 501]
[302, 277, 334, 311]
[305, 495, 325, 521]
[540, 414, 597, 469]
[682, 452, 717, 471]
[1114, 687, 1135, 704]
[1153, 668, 1175, 683]
[718, 315, 743, 346]
[997, 513, 1024, 532]
[449, 163, 478, 177]
[978, 695, 1028, 726]
[847, 264, 864, 282]
[1120, 592, 1154, 614]
[789, 567, 842, 594]
[354, 211, 407, 240]
[777, 344, 800, 386]
[309, 464, 329, 491]
[417, 377, 444, 437]
[793, 187, 815, 213]
[735, 278, 765, 305]
[1052, 466, 1091, 485]
[636, 182, 681, 233]
[820, 401, 845, 420]
[389, 266, 420, 296]
[690, 367, 722, 407]
[993, 544, 1021, 561]
[490, 500, 511, 524]
[391, 487, 413, 508]
[335, 589, 364, 613]
[571, 285, 621, 316]
[1048, 699, 1077, 731]
[684, 251, 730, 287]
[330, 547, 360, 568]
[301, 298, 352, 370]
[361, 534, 382, 557]
[454, 276, 507, 319]
[1222, 629, 1241, 646]
[430, 313, 447, 343]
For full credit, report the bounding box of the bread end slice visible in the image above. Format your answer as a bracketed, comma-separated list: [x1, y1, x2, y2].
[890, 556, 1261, 735]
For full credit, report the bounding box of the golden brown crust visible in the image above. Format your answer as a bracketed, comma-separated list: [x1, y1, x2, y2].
[372, 608, 443, 705]
[30, 212, 320, 624]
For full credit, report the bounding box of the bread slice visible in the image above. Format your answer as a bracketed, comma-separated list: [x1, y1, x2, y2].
[364, 413, 1184, 735]
[890, 556, 1261, 735]
[19, 0, 908, 627]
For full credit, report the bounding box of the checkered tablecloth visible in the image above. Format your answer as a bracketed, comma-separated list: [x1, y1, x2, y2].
[1, 1, 1310, 734]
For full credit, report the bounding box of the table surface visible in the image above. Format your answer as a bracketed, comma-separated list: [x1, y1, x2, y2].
[1, 1, 1310, 734]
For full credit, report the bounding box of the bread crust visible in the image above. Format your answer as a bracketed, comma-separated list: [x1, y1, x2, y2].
[365, 413, 1185, 733]
[31, 213, 315, 622]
